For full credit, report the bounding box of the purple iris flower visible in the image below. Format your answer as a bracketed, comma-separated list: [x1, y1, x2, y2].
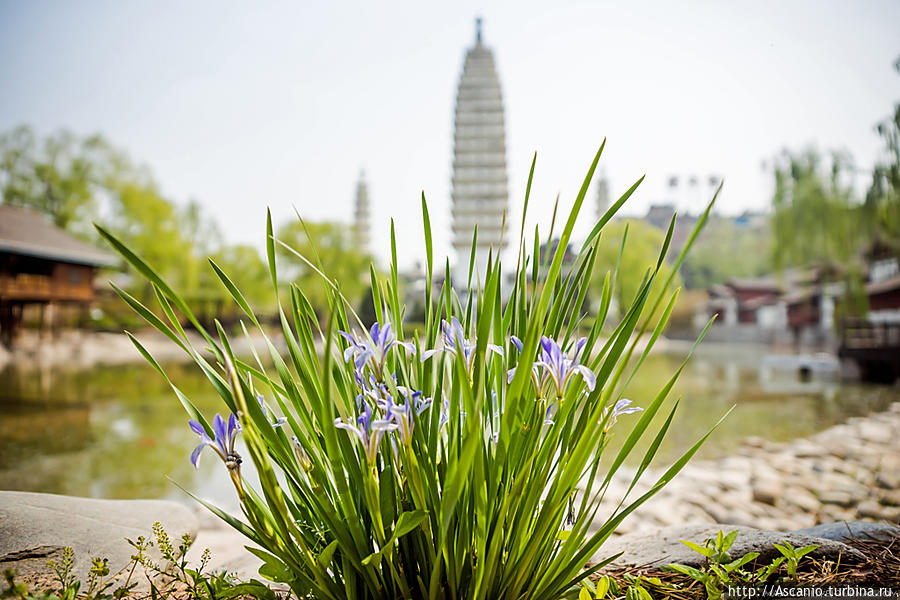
[538, 336, 596, 395]
[421, 317, 503, 375]
[507, 335, 543, 390]
[508, 336, 596, 398]
[389, 387, 433, 445]
[256, 393, 287, 428]
[600, 399, 643, 432]
[543, 401, 557, 426]
[438, 399, 451, 429]
[334, 403, 398, 464]
[437, 399, 466, 430]
[188, 413, 241, 471]
[339, 321, 414, 378]
[248, 377, 287, 428]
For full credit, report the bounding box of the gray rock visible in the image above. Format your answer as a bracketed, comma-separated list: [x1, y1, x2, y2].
[751, 480, 782, 506]
[876, 472, 900, 490]
[879, 489, 900, 507]
[856, 501, 900, 523]
[784, 488, 821, 513]
[817, 490, 858, 508]
[595, 523, 864, 569]
[702, 505, 758, 528]
[790, 440, 823, 459]
[856, 421, 893, 444]
[793, 521, 900, 542]
[0, 491, 197, 585]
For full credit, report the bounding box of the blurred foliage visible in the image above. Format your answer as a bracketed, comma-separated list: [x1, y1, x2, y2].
[772, 58, 900, 273]
[0, 126, 107, 236]
[588, 219, 682, 320]
[770, 148, 871, 320]
[0, 126, 292, 317]
[681, 218, 772, 289]
[771, 148, 864, 271]
[276, 220, 372, 319]
[104, 176, 198, 301]
[210, 244, 272, 309]
[863, 56, 900, 253]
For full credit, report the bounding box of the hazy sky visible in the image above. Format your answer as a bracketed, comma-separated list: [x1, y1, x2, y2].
[1, 1, 898, 269]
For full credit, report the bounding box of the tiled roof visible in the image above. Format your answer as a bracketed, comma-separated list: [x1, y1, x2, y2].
[0, 205, 116, 267]
[867, 274, 900, 295]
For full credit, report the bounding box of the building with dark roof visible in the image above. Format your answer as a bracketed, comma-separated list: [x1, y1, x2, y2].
[0, 205, 115, 345]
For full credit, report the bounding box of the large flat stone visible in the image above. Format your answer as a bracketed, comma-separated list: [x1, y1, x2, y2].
[792, 521, 900, 542]
[0, 491, 197, 584]
[595, 523, 864, 569]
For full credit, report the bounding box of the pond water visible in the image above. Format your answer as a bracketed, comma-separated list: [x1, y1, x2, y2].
[1, 343, 897, 511]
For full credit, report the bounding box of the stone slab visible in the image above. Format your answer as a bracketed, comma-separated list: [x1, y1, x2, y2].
[792, 521, 900, 542]
[596, 523, 864, 569]
[0, 491, 197, 585]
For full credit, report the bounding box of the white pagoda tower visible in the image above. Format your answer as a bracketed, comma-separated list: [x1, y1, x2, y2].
[451, 18, 508, 285]
[595, 168, 610, 221]
[353, 170, 371, 254]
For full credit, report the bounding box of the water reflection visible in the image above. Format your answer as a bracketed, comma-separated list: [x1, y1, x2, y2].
[0, 346, 896, 508]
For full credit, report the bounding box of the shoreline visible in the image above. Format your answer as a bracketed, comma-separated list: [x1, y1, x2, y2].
[594, 401, 900, 536]
[0, 328, 283, 370]
[0, 326, 832, 371]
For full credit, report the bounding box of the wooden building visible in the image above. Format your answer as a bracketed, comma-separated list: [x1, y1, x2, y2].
[838, 274, 900, 382]
[0, 205, 115, 346]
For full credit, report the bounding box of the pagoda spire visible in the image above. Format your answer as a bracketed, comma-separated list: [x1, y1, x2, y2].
[353, 169, 370, 253]
[451, 18, 508, 285]
[595, 168, 610, 220]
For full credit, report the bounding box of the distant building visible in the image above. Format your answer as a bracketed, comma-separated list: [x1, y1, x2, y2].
[353, 170, 371, 253]
[640, 203, 699, 252]
[595, 169, 609, 221]
[704, 276, 786, 329]
[451, 18, 508, 285]
[697, 262, 900, 353]
[838, 271, 900, 383]
[866, 273, 900, 324]
[644, 204, 676, 231]
[0, 205, 115, 345]
[537, 238, 577, 281]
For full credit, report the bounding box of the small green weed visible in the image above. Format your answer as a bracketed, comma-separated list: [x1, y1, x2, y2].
[772, 540, 819, 583]
[580, 572, 676, 600]
[665, 530, 819, 600]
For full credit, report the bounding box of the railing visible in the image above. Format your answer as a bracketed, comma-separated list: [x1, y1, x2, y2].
[840, 318, 900, 350]
[0, 274, 93, 302]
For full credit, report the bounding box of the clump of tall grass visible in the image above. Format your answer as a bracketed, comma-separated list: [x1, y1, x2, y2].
[97, 143, 724, 600]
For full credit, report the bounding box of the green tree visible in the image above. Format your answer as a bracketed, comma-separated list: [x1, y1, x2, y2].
[103, 178, 197, 300]
[210, 244, 271, 310]
[863, 56, 900, 253]
[588, 219, 682, 319]
[771, 148, 863, 270]
[0, 125, 109, 235]
[681, 217, 772, 289]
[770, 148, 872, 322]
[183, 199, 224, 257]
[276, 220, 372, 320]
